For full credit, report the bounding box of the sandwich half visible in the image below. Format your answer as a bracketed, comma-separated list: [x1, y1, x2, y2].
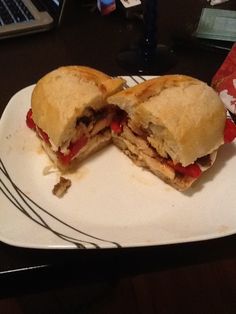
[108, 75, 230, 191]
[26, 66, 125, 171]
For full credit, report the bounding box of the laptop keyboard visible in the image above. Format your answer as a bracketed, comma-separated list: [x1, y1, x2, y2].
[0, 0, 34, 26]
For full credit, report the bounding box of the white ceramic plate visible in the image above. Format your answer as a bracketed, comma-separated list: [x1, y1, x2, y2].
[1, 76, 236, 249]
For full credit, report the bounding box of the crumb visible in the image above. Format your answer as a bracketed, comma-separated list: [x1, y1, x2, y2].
[43, 165, 58, 175]
[52, 176, 72, 198]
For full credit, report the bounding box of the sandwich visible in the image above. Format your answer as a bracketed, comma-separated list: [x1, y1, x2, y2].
[26, 66, 125, 171]
[108, 75, 236, 191]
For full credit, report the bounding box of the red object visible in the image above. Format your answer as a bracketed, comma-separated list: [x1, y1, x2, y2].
[224, 118, 236, 143]
[111, 120, 123, 134]
[26, 109, 50, 144]
[211, 43, 236, 117]
[212, 43, 236, 89]
[168, 160, 202, 178]
[38, 127, 50, 144]
[57, 135, 88, 165]
[97, 0, 116, 16]
[26, 109, 36, 130]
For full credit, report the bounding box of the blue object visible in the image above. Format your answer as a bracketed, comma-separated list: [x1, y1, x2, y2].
[101, 0, 114, 5]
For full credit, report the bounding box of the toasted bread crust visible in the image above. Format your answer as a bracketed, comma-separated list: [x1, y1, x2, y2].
[31, 66, 124, 148]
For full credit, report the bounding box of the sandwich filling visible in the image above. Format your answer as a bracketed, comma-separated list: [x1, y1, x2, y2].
[26, 106, 114, 168]
[110, 107, 236, 184]
[27, 104, 236, 179]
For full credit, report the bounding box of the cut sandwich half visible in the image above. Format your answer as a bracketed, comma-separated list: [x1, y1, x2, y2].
[26, 66, 125, 171]
[108, 75, 236, 191]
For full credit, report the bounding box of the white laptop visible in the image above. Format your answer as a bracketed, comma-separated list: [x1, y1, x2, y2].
[0, 0, 66, 39]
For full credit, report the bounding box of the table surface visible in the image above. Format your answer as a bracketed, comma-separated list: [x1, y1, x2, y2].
[0, 0, 236, 313]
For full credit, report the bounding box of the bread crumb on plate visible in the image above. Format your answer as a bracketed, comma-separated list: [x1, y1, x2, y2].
[52, 176, 71, 198]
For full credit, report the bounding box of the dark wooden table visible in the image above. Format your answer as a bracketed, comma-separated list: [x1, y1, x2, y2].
[0, 1, 236, 313]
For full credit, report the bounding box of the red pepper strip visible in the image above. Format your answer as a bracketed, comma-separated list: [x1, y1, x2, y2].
[168, 160, 202, 178]
[26, 108, 36, 130]
[26, 108, 50, 144]
[173, 163, 202, 178]
[111, 120, 123, 134]
[38, 127, 50, 144]
[224, 118, 236, 143]
[111, 112, 128, 134]
[57, 135, 88, 165]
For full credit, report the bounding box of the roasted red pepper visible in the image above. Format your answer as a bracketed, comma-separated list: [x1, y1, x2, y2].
[224, 118, 236, 143]
[111, 120, 123, 134]
[111, 110, 127, 134]
[38, 127, 50, 144]
[57, 135, 88, 165]
[26, 109, 36, 130]
[173, 163, 202, 178]
[26, 109, 50, 143]
[168, 160, 202, 178]
[26, 107, 88, 165]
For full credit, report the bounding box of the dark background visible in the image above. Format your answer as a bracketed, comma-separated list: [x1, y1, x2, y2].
[0, 0, 236, 313]
[1, 0, 235, 111]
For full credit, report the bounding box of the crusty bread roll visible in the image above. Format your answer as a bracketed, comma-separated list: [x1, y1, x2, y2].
[30, 66, 125, 171]
[108, 75, 227, 191]
[32, 66, 124, 148]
